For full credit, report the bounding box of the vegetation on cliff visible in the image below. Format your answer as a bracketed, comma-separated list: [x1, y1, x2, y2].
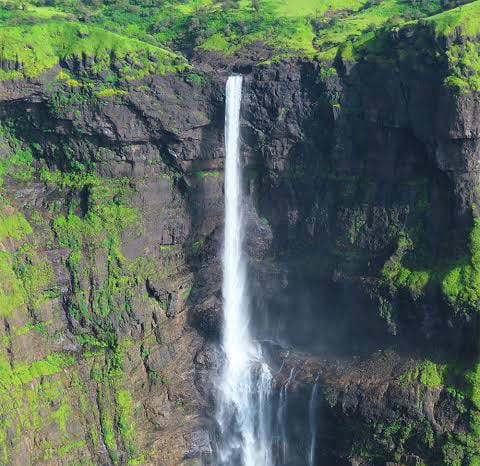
[1, 0, 480, 80]
[0, 121, 156, 464]
[1, 0, 480, 465]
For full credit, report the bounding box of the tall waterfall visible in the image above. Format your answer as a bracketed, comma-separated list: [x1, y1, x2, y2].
[215, 75, 273, 466]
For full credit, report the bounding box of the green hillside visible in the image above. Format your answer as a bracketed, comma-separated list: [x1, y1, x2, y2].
[1, 0, 480, 77]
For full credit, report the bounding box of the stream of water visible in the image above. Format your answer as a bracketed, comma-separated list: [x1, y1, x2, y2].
[215, 75, 320, 466]
[215, 75, 274, 466]
[308, 376, 320, 466]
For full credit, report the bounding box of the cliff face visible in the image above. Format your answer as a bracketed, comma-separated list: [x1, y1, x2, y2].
[0, 69, 227, 465]
[244, 55, 476, 351]
[241, 45, 480, 464]
[0, 28, 479, 466]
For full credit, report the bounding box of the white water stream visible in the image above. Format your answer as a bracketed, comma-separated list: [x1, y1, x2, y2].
[215, 75, 274, 466]
[215, 75, 322, 466]
[308, 376, 320, 466]
[277, 368, 296, 463]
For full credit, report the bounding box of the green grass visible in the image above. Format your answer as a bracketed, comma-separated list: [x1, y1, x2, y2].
[13, 243, 54, 310]
[0, 251, 25, 316]
[95, 88, 127, 98]
[42, 170, 140, 330]
[0, 122, 35, 184]
[401, 360, 445, 388]
[380, 233, 431, 295]
[427, 0, 480, 37]
[0, 0, 454, 69]
[316, 0, 443, 59]
[0, 210, 32, 242]
[195, 170, 220, 178]
[0, 209, 32, 316]
[0, 148, 34, 184]
[0, 0, 476, 78]
[0, 207, 57, 316]
[0, 352, 75, 387]
[0, 18, 187, 80]
[442, 218, 480, 309]
[116, 389, 136, 449]
[273, 0, 357, 17]
[0, 355, 88, 464]
[423, 2, 480, 93]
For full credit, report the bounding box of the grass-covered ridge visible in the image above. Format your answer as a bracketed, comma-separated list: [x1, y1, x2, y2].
[1, 0, 474, 74]
[423, 1, 480, 93]
[0, 6, 188, 80]
[426, 0, 480, 36]
[82, 0, 448, 58]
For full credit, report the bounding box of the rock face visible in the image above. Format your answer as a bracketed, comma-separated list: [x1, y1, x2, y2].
[243, 58, 475, 353]
[0, 36, 478, 465]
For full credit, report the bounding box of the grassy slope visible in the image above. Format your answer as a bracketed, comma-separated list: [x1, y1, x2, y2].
[0, 0, 479, 79]
[87, 0, 444, 57]
[427, 0, 480, 36]
[0, 0, 466, 80]
[0, 4, 187, 80]
[425, 0, 480, 92]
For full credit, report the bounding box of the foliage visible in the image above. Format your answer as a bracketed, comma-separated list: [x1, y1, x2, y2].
[116, 389, 135, 448]
[0, 352, 75, 387]
[195, 170, 220, 178]
[0, 210, 32, 242]
[382, 260, 430, 294]
[442, 218, 480, 310]
[427, 0, 480, 37]
[0, 123, 35, 184]
[0, 210, 56, 319]
[91, 339, 140, 463]
[401, 360, 445, 388]
[0, 0, 457, 69]
[0, 17, 187, 80]
[465, 363, 480, 410]
[315, 0, 443, 59]
[47, 87, 93, 119]
[95, 88, 128, 98]
[0, 250, 26, 316]
[441, 39, 480, 93]
[0, 354, 89, 464]
[40, 168, 143, 461]
[381, 233, 431, 295]
[13, 243, 55, 310]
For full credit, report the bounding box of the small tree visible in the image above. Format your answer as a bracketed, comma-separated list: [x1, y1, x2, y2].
[218, 0, 239, 10]
[252, 0, 261, 11]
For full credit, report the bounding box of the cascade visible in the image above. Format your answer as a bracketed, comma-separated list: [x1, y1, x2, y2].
[308, 376, 320, 466]
[215, 75, 273, 466]
[277, 368, 296, 463]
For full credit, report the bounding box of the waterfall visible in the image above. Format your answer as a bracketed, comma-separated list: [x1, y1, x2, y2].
[215, 75, 273, 466]
[277, 368, 296, 463]
[308, 376, 320, 466]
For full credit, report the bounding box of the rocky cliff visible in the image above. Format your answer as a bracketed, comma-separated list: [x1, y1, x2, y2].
[0, 18, 479, 466]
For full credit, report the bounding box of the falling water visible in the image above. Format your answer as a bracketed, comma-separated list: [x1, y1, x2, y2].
[215, 75, 273, 466]
[308, 376, 320, 466]
[277, 368, 296, 463]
